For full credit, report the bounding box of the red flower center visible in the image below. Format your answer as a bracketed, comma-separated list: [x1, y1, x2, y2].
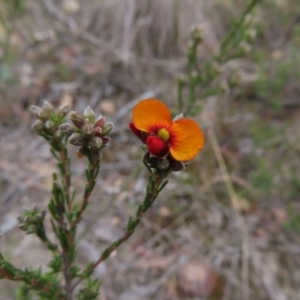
[146, 136, 169, 157]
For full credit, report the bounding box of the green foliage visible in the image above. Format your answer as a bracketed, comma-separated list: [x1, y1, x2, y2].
[47, 255, 63, 273]
[178, 0, 261, 116]
[251, 0, 300, 113]
[248, 119, 278, 146]
[77, 279, 101, 300]
[15, 285, 32, 300]
[0, 101, 172, 299]
[249, 158, 274, 193]
[1, 0, 25, 13]
[288, 175, 300, 199]
[54, 63, 74, 82]
[282, 205, 300, 232]
[254, 51, 300, 112]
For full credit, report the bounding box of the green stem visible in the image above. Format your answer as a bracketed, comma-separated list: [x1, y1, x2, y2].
[71, 171, 168, 291]
[36, 222, 58, 252]
[59, 148, 72, 212]
[71, 158, 100, 229]
[51, 145, 74, 299]
[182, 0, 261, 116]
[184, 72, 214, 116]
[217, 0, 261, 63]
[0, 267, 65, 299]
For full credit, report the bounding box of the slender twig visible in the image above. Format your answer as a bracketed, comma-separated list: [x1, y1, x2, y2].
[59, 148, 72, 212]
[0, 267, 65, 299]
[218, 0, 261, 60]
[51, 145, 74, 300]
[71, 172, 167, 291]
[71, 159, 100, 229]
[56, 156, 100, 298]
[55, 199, 73, 300]
[182, 0, 261, 117]
[52, 142, 74, 300]
[62, 251, 72, 300]
[183, 72, 217, 116]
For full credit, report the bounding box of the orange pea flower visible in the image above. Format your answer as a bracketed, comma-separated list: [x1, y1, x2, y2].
[129, 98, 205, 162]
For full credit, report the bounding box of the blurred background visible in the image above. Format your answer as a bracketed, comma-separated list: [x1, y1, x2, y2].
[0, 0, 300, 299]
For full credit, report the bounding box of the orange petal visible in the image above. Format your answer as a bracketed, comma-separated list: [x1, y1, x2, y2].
[169, 119, 205, 161]
[132, 99, 172, 133]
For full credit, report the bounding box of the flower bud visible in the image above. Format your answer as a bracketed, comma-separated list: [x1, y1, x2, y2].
[191, 71, 200, 83]
[57, 104, 69, 117]
[17, 215, 24, 223]
[219, 80, 229, 94]
[69, 111, 86, 129]
[102, 122, 114, 135]
[101, 136, 111, 144]
[43, 100, 54, 111]
[210, 62, 221, 77]
[31, 119, 44, 132]
[59, 123, 77, 135]
[94, 115, 105, 128]
[40, 101, 54, 120]
[238, 42, 251, 55]
[38, 101, 55, 120]
[83, 106, 95, 123]
[45, 120, 56, 131]
[94, 126, 103, 136]
[69, 133, 85, 146]
[81, 123, 95, 137]
[178, 74, 188, 85]
[34, 209, 46, 222]
[244, 13, 255, 26]
[190, 26, 203, 44]
[245, 29, 257, 41]
[89, 137, 103, 150]
[29, 105, 43, 116]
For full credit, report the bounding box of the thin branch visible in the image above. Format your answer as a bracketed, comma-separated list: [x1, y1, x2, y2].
[71, 172, 167, 291]
[0, 267, 65, 299]
[51, 145, 73, 299]
[71, 159, 100, 229]
[59, 148, 72, 212]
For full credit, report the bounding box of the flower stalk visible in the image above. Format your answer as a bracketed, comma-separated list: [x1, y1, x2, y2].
[72, 166, 168, 291]
[178, 0, 261, 116]
[71, 158, 100, 229]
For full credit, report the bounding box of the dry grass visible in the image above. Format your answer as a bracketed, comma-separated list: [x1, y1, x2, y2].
[1, 0, 300, 299]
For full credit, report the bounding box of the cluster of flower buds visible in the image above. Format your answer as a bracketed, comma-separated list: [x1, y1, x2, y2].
[30, 101, 69, 135]
[59, 106, 113, 160]
[189, 26, 204, 45]
[17, 206, 46, 234]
